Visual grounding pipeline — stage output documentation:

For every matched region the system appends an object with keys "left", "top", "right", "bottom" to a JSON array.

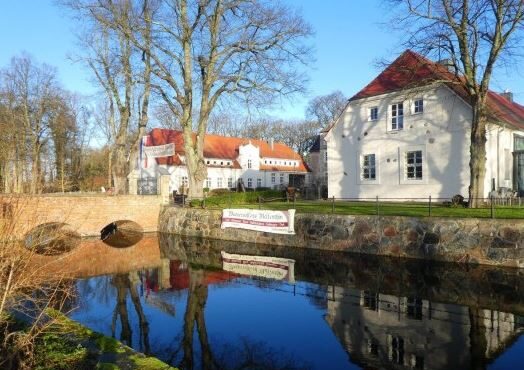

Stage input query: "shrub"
[{"left": 0, "top": 196, "right": 75, "bottom": 369}]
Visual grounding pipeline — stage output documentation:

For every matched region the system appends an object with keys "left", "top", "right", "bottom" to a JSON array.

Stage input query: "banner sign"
[
  {"left": 221, "top": 251, "right": 295, "bottom": 283},
  {"left": 143, "top": 143, "right": 175, "bottom": 158},
  {"left": 221, "top": 209, "right": 295, "bottom": 235}
]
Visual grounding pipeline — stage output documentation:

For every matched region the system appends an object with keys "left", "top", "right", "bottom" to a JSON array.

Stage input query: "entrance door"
[{"left": 513, "top": 151, "right": 524, "bottom": 196}]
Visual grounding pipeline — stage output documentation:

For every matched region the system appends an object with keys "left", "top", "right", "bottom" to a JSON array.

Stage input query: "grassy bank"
[
  {"left": 33, "top": 310, "right": 175, "bottom": 370},
  {"left": 191, "top": 191, "right": 524, "bottom": 219}
]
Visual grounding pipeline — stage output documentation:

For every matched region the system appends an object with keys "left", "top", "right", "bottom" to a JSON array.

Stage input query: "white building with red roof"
[
  {"left": 325, "top": 50, "right": 524, "bottom": 200},
  {"left": 137, "top": 128, "right": 309, "bottom": 194}
]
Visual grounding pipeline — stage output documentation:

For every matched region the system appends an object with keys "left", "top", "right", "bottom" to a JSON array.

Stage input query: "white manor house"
[
  {"left": 325, "top": 50, "right": 524, "bottom": 200},
  {"left": 136, "top": 128, "right": 310, "bottom": 194}
]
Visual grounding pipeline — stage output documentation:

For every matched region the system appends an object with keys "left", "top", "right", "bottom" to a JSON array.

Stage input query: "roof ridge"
[{"left": 336, "top": 49, "right": 524, "bottom": 131}]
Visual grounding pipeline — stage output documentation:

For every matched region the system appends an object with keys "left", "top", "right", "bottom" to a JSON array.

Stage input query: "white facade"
[
  {"left": 138, "top": 139, "right": 308, "bottom": 194},
  {"left": 325, "top": 85, "right": 524, "bottom": 199}
]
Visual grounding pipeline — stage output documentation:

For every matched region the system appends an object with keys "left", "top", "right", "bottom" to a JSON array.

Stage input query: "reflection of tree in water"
[
  {"left": 180, "top": 268, "right": 214, "bottom": 370},
  {"left": 177, "top": 267, "right": 311, "bottom": 370},
  {"left": 111, "top": 273, "right": 150, "bottom": 354},
  {"left": 214, "top": 338, "right": 313, "bottom": 370}
]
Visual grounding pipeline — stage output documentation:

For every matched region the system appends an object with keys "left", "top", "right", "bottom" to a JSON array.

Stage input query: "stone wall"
[
  {"left": 1, "top": 195, "right": 162, "bottom": 239},
  {"left": 159, "top": 207, "right": 524, "bottom": 268}
]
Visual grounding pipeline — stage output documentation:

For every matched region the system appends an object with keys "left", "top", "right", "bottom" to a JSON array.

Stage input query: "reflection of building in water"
[
  {"left": 145, "top": 259, "right": 238, "bottom": 292},
  {"left": 325, "top": 286, "right": 524, "bottom": 370}
]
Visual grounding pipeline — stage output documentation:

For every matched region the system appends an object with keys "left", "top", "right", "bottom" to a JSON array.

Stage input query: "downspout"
[{"left": 496, "top": 125, "right": 506, "bottom": 189}]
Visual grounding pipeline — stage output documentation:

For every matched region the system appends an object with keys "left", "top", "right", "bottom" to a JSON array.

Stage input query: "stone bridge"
[{"left": 1, "top": 195, "right": 163, "bottom": 239}]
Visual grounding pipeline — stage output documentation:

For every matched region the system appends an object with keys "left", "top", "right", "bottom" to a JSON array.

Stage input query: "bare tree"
[
  {"left": 0, "top": 55, "right": 59, "bottom": 194},
  {"left": 241, "top": 117, "right": 319, "bottom": 155},
  {"left": 390, "top": 0, "right": 524, "bottom": 207},
  {"left": 305, "top": 90, "right": 347, "bottom": 129},
  {"left": 64, "top": 0, "right": 152, "bottom": 194},
  {"left": 82, "top": 0, "right": 312, "bottom": 198}
]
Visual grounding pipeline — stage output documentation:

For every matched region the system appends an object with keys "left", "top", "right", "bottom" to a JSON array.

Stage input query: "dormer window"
[
  {"left": 414, "top": 99, "right": 423, "bottom": 114},
  {"left": 369, "top": 107, "right": 378, "bottom": 121},
  {"left": 391, "top": 103, "right": 404, "bottom": 130}
]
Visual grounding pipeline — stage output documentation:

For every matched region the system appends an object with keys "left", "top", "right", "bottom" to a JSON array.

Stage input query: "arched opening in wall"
[
  {"left": 24, "top": 222, "right": 81, "bottom": 256},
  {"left": 100, "top": 220, "right": 143, "bottom": 248}
]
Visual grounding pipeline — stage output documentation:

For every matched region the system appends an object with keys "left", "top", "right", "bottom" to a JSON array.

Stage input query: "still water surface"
[{"left": 63, "top": 233, "right": 524, "bottom": 370}]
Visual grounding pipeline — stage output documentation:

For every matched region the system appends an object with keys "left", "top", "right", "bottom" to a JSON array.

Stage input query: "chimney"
[
  {"left": 437, "top": 58, "right": 455, "bottom": 73},
  {"left": 501, "top": 89, "right": 514, "bottom": 102},
  {"left": 269, "top": 138, "right": 274, "bottom": 150}
]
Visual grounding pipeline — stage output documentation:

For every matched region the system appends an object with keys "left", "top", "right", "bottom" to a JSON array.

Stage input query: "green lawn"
[{"left": 192, "top": 192, "right": 524, "bottom": 219}]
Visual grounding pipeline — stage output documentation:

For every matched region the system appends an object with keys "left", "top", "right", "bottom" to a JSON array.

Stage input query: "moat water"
[{"left": 56, "top": 233, "right": 524, "bottom": 370}]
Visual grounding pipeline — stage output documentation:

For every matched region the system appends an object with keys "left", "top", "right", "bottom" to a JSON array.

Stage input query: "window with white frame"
[
  {"left": 227, "top": 177, "right": 233, "bottom": 188},
  {"left": 271, "top": 173, "right": 276, "bottom": 183},
  {"left": 413, "top": 99, "right": 424, "bottom": 114},
  {"left": 280, "top": 173, "right": 284, "bottom": 184},
  {"left": 406, "top": 150, "right": 423, "bottom": 180},
  {"left": 247, "top": 178, "right": 252, "bottom": 188},
  {"left": 361, "top": 154, "right": 376, "bottom": 180},
  {"left": 181, "top": 176, "right": 188, "bottom": 187},
  {"left": 217, "top": 178, "right": 223, "bottom": 188},
  {"left": 247, "top": 159, "right": 252, "bottom": 169},
  {"left": 257, "top": 178, "right": 262, "bottom": 188},
  {"left": 369, "top": 106, "right": 378, "bottom": 121},
  {"left": 205, "top": 177, "right": 212, "bottom": 188},
  {"left": 391, "top": 102, "right": 404, "bottom": 130}
]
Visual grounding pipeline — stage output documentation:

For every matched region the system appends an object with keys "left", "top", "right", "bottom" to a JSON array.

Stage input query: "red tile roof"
[
  {"left": 147, "top": 128, "right": 309, "bottom": 172},
  {"left": 348, "top": 50, "right": 524, "bottom": 130}
]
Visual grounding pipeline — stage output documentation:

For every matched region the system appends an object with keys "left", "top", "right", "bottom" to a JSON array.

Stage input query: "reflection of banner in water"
[
  {"left": 143, "top": 143, "right": 175, "bottom": 158},
  {"left": 221, "top": 251, "right": 295, "bottom": 283},
  {"left": 221, "top": 209, "right": 295, "bottom": 234}
]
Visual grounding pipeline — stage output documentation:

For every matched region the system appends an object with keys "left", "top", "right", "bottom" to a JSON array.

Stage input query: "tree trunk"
[
  {"left": 468, "top": 100, "right": 487, "bottom": 208},
  {"left": 30, "top": 144, "right": 40, "bottom": 194},
  {"left": 112, "top": 143, "right": 127, "bottom": 194},
  {"left": 183, "top": 129, "right": 207, "bottom": 199},
  {"left": 107, "top": 147, "right": 113, "bottom": 189}
]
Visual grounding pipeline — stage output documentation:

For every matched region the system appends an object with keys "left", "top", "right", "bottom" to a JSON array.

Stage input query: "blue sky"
[{"left": 1, "top": 0, "right": 523, "bottom": 120}]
